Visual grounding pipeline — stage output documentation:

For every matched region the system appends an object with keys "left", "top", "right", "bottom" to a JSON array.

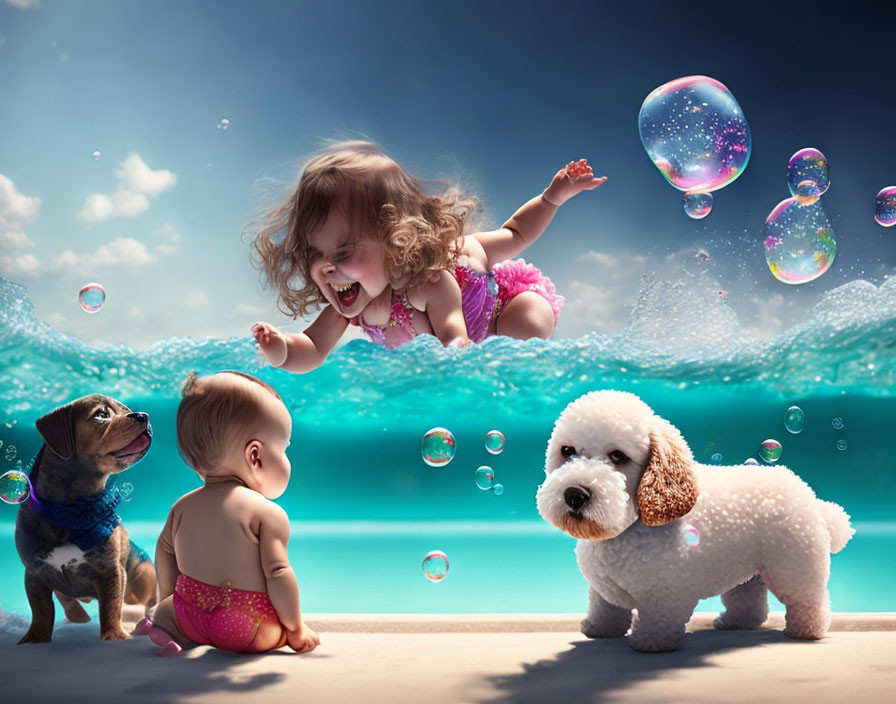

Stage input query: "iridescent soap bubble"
[
  {"left": 475, "top": 466, "right": 495, "bottom": 490},
  {"left": 91, "top": 150, "right": 101, "bottom": 161},
  {"left": 638, "top": 75, "right": 751, "bottom": 193},
  {"left": 492, "top": 483, "right": 504, "bottom": 496},
  {"left": 784, "top": 406, "right": 805, "bottom": 434},
  {"left": 78, "top": 283, "right": 106, "bottom": 313},
  {"left": 484, "top": 430, "right": 505, "bottom": 455},
  {"left": 710, "top": 453, "right": 722, "bottom": 465},
  {"left": 786, "top": 148, "right": 830, "bottom": 202},
  {"left": 421, "top": 428, "right": 455, "bottom": 467},
  {"left": 422, "top": 550, "right": 449, "bottom": 583},
  {"left": 744, "top": 458, "right": 759, "bottom": 465},
  {"left": 874, "top": 187, "right": 896, "bottom": 227},
  {"left": 759, "top": 439, "right": 782, "bottom": 463},
  {"left": 836, "top": 439, "right": 848, "bottom": 451},
  {"left": 832, "top": 417, "right": 844, "bottom": 430},
  {"left": 763, "top": 198, "right": 836, "bottom": 284},
  {"left": 217, "top": 118, "right": 230, "bottom": 130},
  {"left": 683, "top": 523, "right": 700, "bottom": 548},
  {"left": 0, "top": 470, "right": 31, "bottom": 504},
  {"left": 683, "top": 191, "right": 713, "bottom": 219}
]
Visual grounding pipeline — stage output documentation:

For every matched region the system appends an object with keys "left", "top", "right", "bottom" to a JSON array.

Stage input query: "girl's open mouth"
[{"left": 332, "top": 282, "right": 360, "bottom": 308}]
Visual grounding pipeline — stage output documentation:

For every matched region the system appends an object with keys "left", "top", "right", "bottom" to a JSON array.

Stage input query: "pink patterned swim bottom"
[
  {"left": 492, "top": 258, "right": 565, "bottom": 325},
  {"left": 173, "top": 573, "right": 283, "bottom": 653}
]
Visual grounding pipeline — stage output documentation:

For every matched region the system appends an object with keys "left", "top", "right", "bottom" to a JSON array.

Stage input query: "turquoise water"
[{"left": 1, "top": 274, "right": 895, "bottom": 616}]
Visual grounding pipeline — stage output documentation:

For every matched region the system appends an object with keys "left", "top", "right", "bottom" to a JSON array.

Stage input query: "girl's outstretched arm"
[
  {"left": 252, "top": 304, "right": 349, "bottom": 373},
  {"left": 474, "top": 159, "right": 606, "bottom": 267}
]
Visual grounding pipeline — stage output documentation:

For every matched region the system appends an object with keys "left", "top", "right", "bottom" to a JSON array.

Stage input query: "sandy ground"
[{"left": 1, "top": 608, "right": 894, "bottom": 704}]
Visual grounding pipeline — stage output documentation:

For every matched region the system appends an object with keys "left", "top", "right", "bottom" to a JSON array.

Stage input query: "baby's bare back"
[{"left": 171, "top": 484, "right": 278, "bottom": 592}]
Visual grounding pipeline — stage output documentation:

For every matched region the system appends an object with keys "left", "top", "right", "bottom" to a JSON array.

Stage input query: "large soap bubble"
[
  {"left": 786, "top": 148, "right": 830, "bottom": 203},
  {"left": 639, "top": 75, "right": 751, "bottom": 193},
  {"left": 763, "top": 198, "right": 836, "bottom": 284},
  {"left": 421, "top": 427, "right": 456, "bottom": 467},
  {"left": 874, "top": 186, "right": 896, "bottom": 227}
]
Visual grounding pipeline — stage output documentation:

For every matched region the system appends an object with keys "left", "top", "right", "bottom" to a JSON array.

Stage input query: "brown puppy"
[{"left": 15, "top": 394, "right": 158, "bottom": 643}]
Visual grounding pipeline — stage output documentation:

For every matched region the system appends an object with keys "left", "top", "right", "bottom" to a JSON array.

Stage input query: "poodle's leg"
[
  {"left": 581, "top": 587, "right": 632, "bottom": 638},
  {"left": 628, "top": 599, "right": 698, "bottom": 652},
  {"left": 763, "top": 549, "right": 832, "bottom": 640},
  {"left": 713, "top": 575, "right": 768, "bottom": 630}
]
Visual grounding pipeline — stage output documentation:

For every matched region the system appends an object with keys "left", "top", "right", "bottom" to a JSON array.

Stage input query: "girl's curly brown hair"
[{"left": 248, "top": 141, "right": 478, "bottom": 318}]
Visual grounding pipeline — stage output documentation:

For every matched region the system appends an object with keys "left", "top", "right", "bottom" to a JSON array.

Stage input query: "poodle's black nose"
[{"left": 564, "top": 486, "right": 591, "bottom": 512}]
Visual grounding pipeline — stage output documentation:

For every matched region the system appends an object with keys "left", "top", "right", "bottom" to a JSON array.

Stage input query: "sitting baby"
[{"left": 136, "top": 371, "right": 319, "bottom": 655}]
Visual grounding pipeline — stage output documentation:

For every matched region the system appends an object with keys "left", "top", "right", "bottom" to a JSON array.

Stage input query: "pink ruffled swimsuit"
[
  {"left": 173, "top": 573, "right": 283, "bottom": 653},
  {"left": 350, "top": 259, "right": 564, "bottom": 348}
]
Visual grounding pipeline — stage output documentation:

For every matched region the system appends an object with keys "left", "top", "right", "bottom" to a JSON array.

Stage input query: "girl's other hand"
[
  {"left": 286, "top": 622, "right": 320, "bottom": 653},
  {"left": 543, "top": 158, "right": 607, "bottom": 206},
  {"left": 251, "top": 322, "right": 288, "bottom": 368}
]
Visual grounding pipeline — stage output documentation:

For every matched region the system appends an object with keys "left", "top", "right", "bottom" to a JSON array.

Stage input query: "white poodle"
[{"left": 536, "top": 390, "right": 854, "bottom": 652}]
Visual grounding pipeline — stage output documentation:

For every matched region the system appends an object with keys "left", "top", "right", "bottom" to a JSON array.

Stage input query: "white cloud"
[
  {"left": 235, "top": 303, "right": 264, "bottom": 317},
  {"left": 157, "top": 244, "right": 177, "bottom": 255},
  {"left": 42, "top": 311, "right": 66, "bottom": 327},
  {"left": 0, "top": 172, "right": 41, "bottom": 228},
  {"left": 1, "top": 231, "right": 34, "bottom": 249},
  {"left": 5, "top": 0, "right": 41, "bottom": 9},
  {"left": 0, "top": 252, "right": 41, "bottom": 278},
  {"left": 77, "top": 153, "right": 176, "bottom": 222},
  {"left": 55, "top": 237, "right": 158, "bottom": 272},
  {"left": 185, "top": 288, "right": 209, "bottom": 309},
  {"left": 128, "top": 306, "right": 146, "bottom": 322},
  {"left": 155, "top": 222, "right": 181, "bottom": 243}
]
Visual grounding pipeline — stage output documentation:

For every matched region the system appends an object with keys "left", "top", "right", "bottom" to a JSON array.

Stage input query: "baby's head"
[
  {"left": 176, "top": 371, "right": 292, "bottom": 499},
  {"left": 251, "top": 140, "right": 476, "bottom": 319}
]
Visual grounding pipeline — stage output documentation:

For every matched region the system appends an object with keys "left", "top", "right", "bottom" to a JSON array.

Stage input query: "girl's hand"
[
  {"left": 286, "top": 622, "right": 320, "bottom": 653},
  {"left": 251, "top": 322, "right": 288, "bottom": 368},
  {"left": 542, "top": 158, "right": 607, "bottom": 207}
]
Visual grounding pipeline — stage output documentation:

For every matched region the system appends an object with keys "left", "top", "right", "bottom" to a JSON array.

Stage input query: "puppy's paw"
[
  {"left": 100, "top": 627, "right": 132, "bottom": 642},
  {"left": 580, "top": 617, "right": 628, "bottom": 639},
  {"left": 713, "top": 614, "right": 764, "bottom": 630},
  {"left": 627, "top": 631, "right": 680, "bottom": 652}
]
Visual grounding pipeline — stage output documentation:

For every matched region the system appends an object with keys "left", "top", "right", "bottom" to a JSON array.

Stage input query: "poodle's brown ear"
[
  {"left": 35, "top": 401, "right": 78, "bottom": 461},
  {"left": 637, "top": 419, "right": 697, "bottom": 526}
]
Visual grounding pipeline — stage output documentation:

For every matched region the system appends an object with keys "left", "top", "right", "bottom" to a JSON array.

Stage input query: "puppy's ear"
[
  {"left": 36, "top": 401, "right": 78, "bottom": 461},
  {"left": 637, "top": 419, "right": 697, "bottom": 526}
]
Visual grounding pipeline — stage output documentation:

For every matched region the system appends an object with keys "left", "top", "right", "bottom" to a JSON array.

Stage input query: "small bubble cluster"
[
  {"left": 4, "top": 444, "right": 16, "bottom": 461},
  {"left": 784, "top": 406, "right": 804, "bottom": 434},
  {"left": 421, "top": 428, "right": 456, "bottom": 467},
  {"left": 832, "top": 417, "right": 844, "bottom": 430},
  {"left": 759, "top": 439, "right": 782, "bottom": 463},
  {"left": 217, "top": 118, "right": 230, "bottom": 130},
  {"left": 710, "top": 453, "right": 723, "bottom": 465},
  {"left": 78, "top": 283, "right": 106, "bottom": 314},
  {"left": 91, "top": 150, "right": 102, "bottom": 161},
  {"left": 836, "top": 439, "right": 848, "bottom": 451},
  {"left": 422, "top": 550, "right": 449, "bottom": 583}
]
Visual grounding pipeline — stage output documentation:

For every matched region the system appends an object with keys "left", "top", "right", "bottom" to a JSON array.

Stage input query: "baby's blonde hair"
[{"left": 249, "top": 140, "right": 478, "bottom": 318}]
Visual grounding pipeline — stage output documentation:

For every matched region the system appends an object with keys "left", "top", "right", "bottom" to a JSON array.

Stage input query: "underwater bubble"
[
  {"left": 119, "top": 482, "right": 134, "bottom": 502},
  {"left": 91, "top": 150, "right": 101, "bottom": 161},
  {"left": 832, "top": 417, "right": 844, "bottom": 430},
  {"left": 683, "top": 191, "right": 713, "bottom": 219},
  {"left": 492, "top": 483, "right": 505, "bottom": 496},
  {"left": 784, "top": 406, "right": 805, "bottom": 434},
  {"left": 874, "top": 187, "right": 896, "bottom": 227},
  {"left": 217, "top": 118, "right": 230, "bottom": 130},
  {"left": 836, "top": 439, "right": 848, "bottom": 451},
  {"left": 710, "top": 453, "right": 722, "bottom": 465},
  {"left": 475, "top": 466, "right": 495, "bottom": 490},
  {"left": 759, "top": 439, "right": 782, "bottom": 463},
  {"left": 683, "top": 524, "right": 701, "bottom": 548},
  {"left": 484, "top": 430, "right": 505, "bottom": 455},
  {"left": 786, "top": 148, "right": 830, "bottom": 202},
  {"left": 4, "top": 444, "right": 16, "bottom": 461},
  {"left": 78, "top": 283, "right": 106, "bottom": 314},
  {"left": 744, "top": 458, "right": 759, "bottom": 465},
  {"left": 638, "top": 75, "right": 751, "bottom": 193},
  {"left": 0, "top": 470, "right": 31, "bottom": 504},
  {"left": 421, "top": 427, "right": 456, "bottom": 467},
  {"left": 422, "top": 550, "right": 449, "bottom": 583},
  {"left": 763, "top": 198, "right": 836, "bottom": 284},
  {"left": 0, "top": 440, "right": 3, "bottom": 449}
]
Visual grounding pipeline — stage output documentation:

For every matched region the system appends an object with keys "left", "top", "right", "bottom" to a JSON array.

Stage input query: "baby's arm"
[
  {"left": 474, "top": 159, "right": 607, "bottom": 267},
  {"left": 252, "top": 304, "right": 349, "bottom": 373},
  {"left": 155, "top": 507, "right": 180, "bottom": 602},
  {"left": 413, "top": 270, "right": 469, "bottom": 346}
]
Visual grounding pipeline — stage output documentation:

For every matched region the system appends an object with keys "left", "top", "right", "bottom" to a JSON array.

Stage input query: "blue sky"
[{"left": 1, "top": 0, "right": 894, "bottom": 347}]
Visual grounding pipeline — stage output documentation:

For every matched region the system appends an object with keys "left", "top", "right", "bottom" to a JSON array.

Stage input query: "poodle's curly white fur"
[{"left": 536, "top": 390, "right": 853, "bottom": 652}]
